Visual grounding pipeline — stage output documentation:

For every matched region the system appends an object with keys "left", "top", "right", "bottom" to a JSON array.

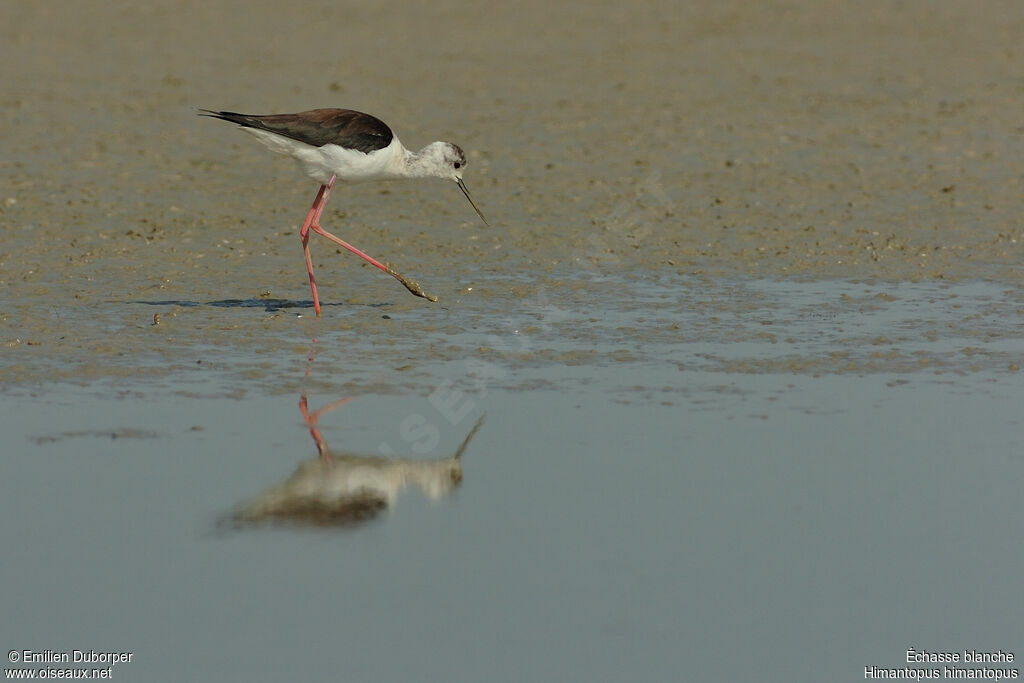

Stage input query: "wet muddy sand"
[{"left": 2, "top": 1, "right": 1023, "bottom": 387}]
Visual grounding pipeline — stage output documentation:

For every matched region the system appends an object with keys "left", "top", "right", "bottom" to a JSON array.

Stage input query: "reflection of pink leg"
[
  {"left": 299, "top": 393, "right": 353, "bottom": 465},
  {"left": 304, "top": 339, "right": 318, "bottom": 378}
]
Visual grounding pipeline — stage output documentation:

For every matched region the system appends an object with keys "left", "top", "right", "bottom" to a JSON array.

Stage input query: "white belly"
[{"left": 243, "top": 129, "right": 406, "bottom": 184}]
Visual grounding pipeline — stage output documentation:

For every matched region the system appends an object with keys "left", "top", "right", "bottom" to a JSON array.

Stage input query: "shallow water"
[{"left": 2, "top": 275, "right": 1021, "bottom": 682}]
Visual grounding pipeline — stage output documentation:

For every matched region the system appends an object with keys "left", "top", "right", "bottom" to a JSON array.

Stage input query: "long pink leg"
[
  {"left": 304, "top": 176, "right": 438, "bottom": 304},
  {"left": 300, "top": 179, "right": 333, "bottom": 316}
]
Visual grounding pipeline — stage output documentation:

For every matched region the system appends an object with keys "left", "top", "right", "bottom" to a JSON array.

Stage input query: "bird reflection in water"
[{"left": 227, "top": 394, "right": 485, "bottom": 529}]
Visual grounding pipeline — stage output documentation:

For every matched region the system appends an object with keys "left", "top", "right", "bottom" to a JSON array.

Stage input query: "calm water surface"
[{"left": 2, "top": 276, "right": 1021, "bottom": 682}]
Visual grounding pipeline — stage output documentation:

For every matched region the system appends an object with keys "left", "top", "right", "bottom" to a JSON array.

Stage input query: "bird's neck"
[{"left": 402, "top": 146, "right": 440, "bottom": 179}]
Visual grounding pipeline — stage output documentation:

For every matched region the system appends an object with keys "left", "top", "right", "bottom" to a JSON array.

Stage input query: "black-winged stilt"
[{"left": 200, "top": 108, "right": 488, "bottom": 314}]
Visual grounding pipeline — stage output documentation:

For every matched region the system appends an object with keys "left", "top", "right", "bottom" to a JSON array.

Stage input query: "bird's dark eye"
[{"left": 453, "top": 162, "right": 462, "bottom": 169}]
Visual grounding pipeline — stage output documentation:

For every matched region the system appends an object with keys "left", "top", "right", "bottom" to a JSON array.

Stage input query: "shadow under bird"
[{"left": 200, "top": 108, "right": 489, "bottom": 314}]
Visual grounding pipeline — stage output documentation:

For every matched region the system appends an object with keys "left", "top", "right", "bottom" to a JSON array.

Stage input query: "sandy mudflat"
[{"left": 1, "top": 0, "right": 1023, "bottom": 384}]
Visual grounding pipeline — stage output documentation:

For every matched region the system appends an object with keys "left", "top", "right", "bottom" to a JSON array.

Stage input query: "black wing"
[{"left": 200, "top": 108, "right": 394, "bottom": 153}]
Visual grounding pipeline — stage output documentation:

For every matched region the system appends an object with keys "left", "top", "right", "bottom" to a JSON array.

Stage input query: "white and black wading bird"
[{"left": 201, "top": 108, "right": 488, "bottom": 314}]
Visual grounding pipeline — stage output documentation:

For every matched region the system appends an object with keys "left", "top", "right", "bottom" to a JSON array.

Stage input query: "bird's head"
[
  {"left": 420, "top": 141, "right": 468, "bottom": 180},
  {"left": 420, "top": 142, "right": 489, "bottom": 226}
]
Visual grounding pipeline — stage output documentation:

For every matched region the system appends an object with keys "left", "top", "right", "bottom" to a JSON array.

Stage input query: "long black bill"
[{"left": 457, "top": 178, "right": 489, "bottom": 226}]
